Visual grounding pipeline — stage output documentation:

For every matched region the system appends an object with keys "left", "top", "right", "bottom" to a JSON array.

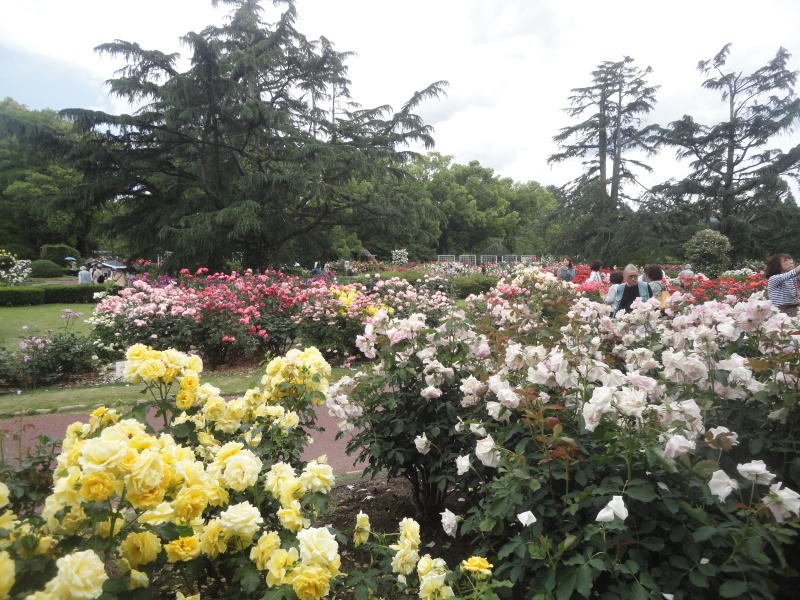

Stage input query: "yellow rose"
[
  {"left": 250, "top": 530, "right": 281, "bottom": 570},
  {"left": 164, "top": 535, "right": 201, "bottom": 562},
  {"left": 419, "top": 572, "right": 453, "bottom": 600},
  {"left": 417, "top": 554, "right": 447, "bottom": 579},
  {"left": 126, "top": 484, "right": 167, "bottom": 510},
  {"left": 137, "top": 358, "right": 167, "bottom": 382},
  {"left": 123, "top": 362, "right": 141, "bottom": 383},
  {"left": 203, "top": 397, "right": 227, "bottom": 421},
  {"left": 277, "top": 476, "right": 305, "bottom": 507},
  {"left": 461, "top": 556, "right": 492, "bottom": 579},
  {"left": 180, "top": 373, "right": 200, "bottom": 392},
  {"left": 125, "top": 449, "right": 164, "bottom": 496},
  {"left": 219, "top": 501, "right": 263, "bottom": 543},
  {"left": 264, "top": 462, "right": 297, "bottom": 498},
  {"left": 176, "top": 389, "right": 196, "bottom": 410},
  {"left": 300, "top": 460, "right": 335, "bottom": 494},
  {"left": 291, "top": 564, "right": 332, "bottom": 600},
  {"left": 277, "top": 500, "right": 308, "bottom": 533},
  {"left": 297, "top": 526, "right": 339, "bottom": 567},
  {"left": 162, "top": 367, "right": 179, "bottom": 384},
  {"left": 172, "top": 486, "right": 209, "bottom": 521},
  {"left": 125, "top": 344, "right": 150, "bottom": 362},
  {"left": 118, "top": 531, "right": 161, "bottom": 568},
  {"left": 0, "top": 550, "right": 14, "bottom": 600},
  {"left": 94, "top": 518, "right": 123, "bottom": 539},
  {"left": 79, "top": 438, "right": 128, "bottom": 474},
  {"left": 128, "top": 569, "right": 149, "bottom": 590},
  {"left": 138, "top": 502, "right": 175, "bottom": 526},
  {"left": 46, "top": 550, "right": 108, "bottom": 600},
  {"left": 397, "top": 518, "right": 421, "bottom": 548},
  {"left": 390, "top": 542, "right": 419, "bottom": 575},
  {"left": 353, "top": 511, "right": 370, "bottom": 547},
  {"left": 199, "top": 518, "right": 228, "bottom": 558},
  {"left": 161, "top": 349, "right": 188, "bottom": 370},
  {"left": 186, "top": 355, "right": 203, "bottom": 373},
  {"left": 221, "top": 451, "right": 263, "bottom": 492},
  {"left": 78, "top": 471, "right": 117, "bottom": 502},
  {"left": 265, "top": 547, "right": 298, "bottom": 587},
  {"left": 52, "top": 505, "right": 87, "bottom": 536}
]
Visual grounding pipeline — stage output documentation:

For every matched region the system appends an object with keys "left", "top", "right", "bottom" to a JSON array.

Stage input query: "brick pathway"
[{"left": 0, "top": 404, "right": 364, "bottom": 475}]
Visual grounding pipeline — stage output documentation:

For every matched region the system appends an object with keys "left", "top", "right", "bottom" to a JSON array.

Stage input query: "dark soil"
[{"left": 318, "top": 474, "right": 479, "bottom": 597}]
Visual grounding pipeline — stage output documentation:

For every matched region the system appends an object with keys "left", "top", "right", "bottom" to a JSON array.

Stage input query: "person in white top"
[{"left": 588, "top": 260, "right": 603, "bottom": 283}]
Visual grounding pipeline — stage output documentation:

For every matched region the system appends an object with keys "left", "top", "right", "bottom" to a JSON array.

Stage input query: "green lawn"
[
  {"left": 0, "top": 303, "right": 96, "bottom": 349},
  {"left": 0, "top": 369, "right": 263, "bottom": 415}
]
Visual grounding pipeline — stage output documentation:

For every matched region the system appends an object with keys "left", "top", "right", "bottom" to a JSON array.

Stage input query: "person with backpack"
[{"left": 611, "top": 264, "right": 651, "bottom": 317}]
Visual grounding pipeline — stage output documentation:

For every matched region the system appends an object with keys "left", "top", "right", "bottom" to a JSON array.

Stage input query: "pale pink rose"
[
  {"left": 663, "top": 434, "right": 695, "bottom": 459},
  {"left": 737, "top": 460, "right": 775, "bottom": 485},
  {"left": 414, "top": 434, "right": 431, "bottom": 455},
  {"left": 421, "top": 386, "right": 442, "bottom": 399},
  {"left": 708, "top": 470, "right": 738, "bottom": 502},
  {"left": 763, "top": 482, "right": 800, "bottom": 522}
]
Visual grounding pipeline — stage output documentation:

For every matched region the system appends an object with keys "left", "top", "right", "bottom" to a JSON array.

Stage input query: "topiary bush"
[
  {"left": 683, "top": 229, "right": 732, "bottom": 279},
  {"left": 39, "top": 244, "right": 80, "bottom": 265},
  {"left": 29, "top": 259, "right": 65, "bottom": 279}
]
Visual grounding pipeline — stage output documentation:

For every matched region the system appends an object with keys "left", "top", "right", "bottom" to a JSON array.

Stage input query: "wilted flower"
[
  {"left": 440, "top": 509, "right": 458, "bottom": 537},
  {"left": 517, "top": 511, "right": 537, "bottom": 526},
  {"left": 415, "top": 433, "right": 432, "bottom": 455}
]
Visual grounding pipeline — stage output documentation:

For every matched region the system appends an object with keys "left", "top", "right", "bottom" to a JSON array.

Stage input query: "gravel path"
[{"left": 0, "top": 404, "right": 365, "bottom": 475}]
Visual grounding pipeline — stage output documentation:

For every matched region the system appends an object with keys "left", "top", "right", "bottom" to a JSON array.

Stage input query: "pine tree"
[{"left": 63, "top": 0, "right": 446, "bottom": 270}]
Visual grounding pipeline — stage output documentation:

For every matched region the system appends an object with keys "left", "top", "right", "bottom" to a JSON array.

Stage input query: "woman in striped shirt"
[{"left": 765, "top": 253, "right": 800, "bottom": 316}]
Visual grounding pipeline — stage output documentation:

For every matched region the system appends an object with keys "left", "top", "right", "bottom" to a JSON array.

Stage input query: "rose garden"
[{"left": 0, "top": 258, "right": 798, "bottom": 600}]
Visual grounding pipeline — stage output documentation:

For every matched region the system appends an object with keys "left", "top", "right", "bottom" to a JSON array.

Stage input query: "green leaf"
[
  {"left": 689, "top": 569, "right": 708, "bottom": 587},
  {"left": 575, "top": 565, "right": 593, "bottom": 598},
  {"left": 640, "top": 537, "right": 665, "bottom": 551},
  {"left": 692, "top": 526, "right": 715, "bottom": 542},
  {"left": 625, "top": 486, "right": 657, "bottom": 502},
  {"left": 235, "top": 566, "right": 262, "bottom": 594},
  {"left": 556, "top": 569, "right": 577, "bottom": 600},
  {"left": 692, "top": 460, "right": 720, "bottom": 478},
  {"left": 719, "top": 580, "right": 748, "bottom": 598}
]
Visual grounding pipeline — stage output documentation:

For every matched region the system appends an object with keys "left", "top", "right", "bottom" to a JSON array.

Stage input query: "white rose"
[
  {"left": 46, "top": 550, "right": 108, "bottom": 600},
  {"left": 596, "top": 495, "right": 628, "bottom": 522},
  {"left": 455, "top": 455, "right": 470, "bottom": 476},
  {"left": 517, "top": 511, "right": 537, "bottom": 526},
  {"left": 220, "top": 501, "right": 264, "bottom": 541},
  {"left": 708, "top": 470, "right": 738, "bottom": 502},
  {"left": 475, "top": 435, "right": 501, "bottom": 468},
  {"left": 414, "top": 434, "right": 431, "bottom": 455}
]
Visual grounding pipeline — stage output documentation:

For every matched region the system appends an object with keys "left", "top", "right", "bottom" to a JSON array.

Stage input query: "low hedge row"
[{"left": 0, "top": 284, "right": 111, "bottom": 306}]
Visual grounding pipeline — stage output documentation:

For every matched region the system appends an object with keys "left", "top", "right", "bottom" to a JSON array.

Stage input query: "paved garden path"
[{"left": 0, "top": 405, "right": 365, "bottom": 476}]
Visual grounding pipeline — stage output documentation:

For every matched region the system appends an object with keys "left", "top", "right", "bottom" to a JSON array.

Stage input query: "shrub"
[
  {"left": 0, "top": 286, "right": 44, "bottom": 306},
  {"left": 41, "top": 284, "right": 106, "bottom": 304},
  {"left": 39, "top": 243, "right": 80, "bottom": 265},
  {"left": 0, "top": 332, "right": 100, "bottom": 387},
  {"left": 684, "top": 229, "right": 732, "bottom": 279},
  {"left": 450, "top": 273, "right": 499, "bottom": 298},
  {"left": 29, "top": 259, "right": 64, "bottom": 278}
]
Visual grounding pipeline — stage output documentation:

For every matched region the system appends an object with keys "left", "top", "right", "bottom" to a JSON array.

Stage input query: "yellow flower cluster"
[
  {"left": 418, "top": 554, "right": 453, "bottom": 600},
  {"left": 264, "top": 457, "right": 335, "bottom": 533},
  {"left": 123, "top": 344, "right": 204, "bottom": 385},
  {"left": 254, "top": 525, "right": 341, "bottom": 600},
  {"left": 261, "top": 347, "right": 331, "bottom": 402},
  {"left": 389, "top": 517, "right": 421, "bottom": 575}
]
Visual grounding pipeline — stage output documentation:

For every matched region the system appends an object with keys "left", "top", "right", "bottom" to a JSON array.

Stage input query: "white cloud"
[{"left": 2, "top": 0, "right": 800, "bottom": 190}]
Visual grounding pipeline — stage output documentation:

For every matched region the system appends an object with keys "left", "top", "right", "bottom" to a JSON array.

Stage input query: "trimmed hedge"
[
  {"left": 0, "top": 287, "right": 45, "bottom": 306},
  {"left": 42, "top": 285, "right": 109, "bottom": 303},
  {"left": 0, "top": 285, "right": 110, "bottom": 306},
  {"left": 450, "top": 273, "right": 499, "bottom": 298},
  {"left": 30, "top": 260, "right": 65, "bottom": 278}
]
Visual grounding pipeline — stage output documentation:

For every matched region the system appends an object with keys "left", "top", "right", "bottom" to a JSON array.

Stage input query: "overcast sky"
[{"left": 3, "top": 0, "right": 800, "bottom": 192}]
